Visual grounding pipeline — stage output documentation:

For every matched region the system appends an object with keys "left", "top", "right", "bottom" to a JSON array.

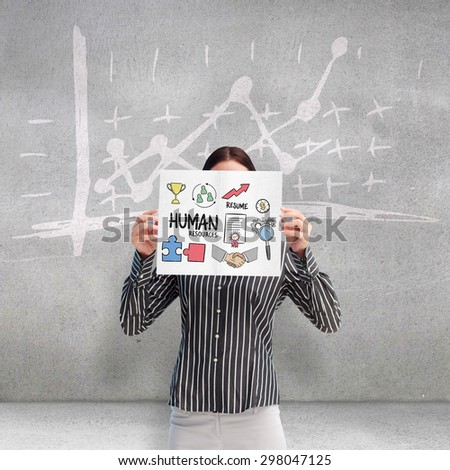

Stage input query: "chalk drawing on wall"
[
  {"left": 368, "top": 137, "right": 392, "bottom": 158},
  {"left": 362, "top": 171, "right": 386, "bottom": 192},
  {"left": 12, "top": 27, "right": 439, "bottom": 257},
  {"left": 153, "top": 104, "right": 181, "bottom": 123},
  {"left": 20, "top": 152, "right": 48, "bottom": 157},
  {"left": 367, "top": 98, "right": 393, "bottom": 118},
  {"left": 203, "top": 106, "right": 234, "bottom": 129},
  {"left": 417, "top": 59, "right": 423, "bottom": 79},
  {"left": 293, "top": 138, "right": 332, "bottom": 161},
  {"left": 197, "top": 142, "right": 211, "bottom": 159},
  {"left": 20, "top": 192, "right": 52, "bottom": 198},
  {"left": 293, "top": 173, "right": 324, "bottom": 200},
  {"left": 250, "top": 103, "right": 281, "bottom": 121},
  {"left": 152, "top": 48, "right": 158, "bottom": 83},
  {"left": 109, "top": 51, "right": 113, "bottom": 83},
  {"left": 326, "top": 177, "right": 350, "bottom": 199},
  {"left": 28, "top": 119, "right": 54, "bottom": 124},
  {"left": 327, "top": 139, "right": 360, "bottom": 161},
  {"left": 322, "top": 102, "right": 351, "bottom": 127},
  {"left": 280, "top": 200, "right": 437, "bottom": 223},
  {"left": 104, "top": 106, "right": 132, "bottom": 131}
]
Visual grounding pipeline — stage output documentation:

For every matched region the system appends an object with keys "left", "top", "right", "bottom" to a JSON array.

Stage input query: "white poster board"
[{"left": 156, "top": 169, "right": 283, "bottom": 276}]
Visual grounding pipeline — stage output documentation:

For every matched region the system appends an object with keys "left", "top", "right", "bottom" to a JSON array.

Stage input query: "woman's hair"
[{"left": 202, "top": 146, "right": 256, "bottom": 171}]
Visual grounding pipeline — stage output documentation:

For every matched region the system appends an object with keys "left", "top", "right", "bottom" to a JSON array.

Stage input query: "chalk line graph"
[{"left": 12, "top": 26, "right": 439, "bottom": 257}]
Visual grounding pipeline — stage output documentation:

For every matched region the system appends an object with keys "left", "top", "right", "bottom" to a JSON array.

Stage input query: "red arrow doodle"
[{"left": 222, "top": 183, "right": 250, "bottom": 199}]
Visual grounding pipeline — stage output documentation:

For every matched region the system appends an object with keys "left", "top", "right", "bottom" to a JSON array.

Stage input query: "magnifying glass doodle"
[{"left": 251, "top": 218, "right": 276, "bottom": 260}]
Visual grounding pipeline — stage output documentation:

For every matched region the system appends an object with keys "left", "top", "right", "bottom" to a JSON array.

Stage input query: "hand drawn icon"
[
  {"left": 167, "top": 182, "right": 186, "bottom": 204},
  {"left": 224, "top": 213, "right": 246, "bottom": 245},
  {"left": 225, "top": 252, "right": 246, "bottom": 268},
  {"left": 255, "top": 198, "right": 270, "bottom": 213},
  {"left": 251, "top": 217, "right": 277, "bottom": 260},
  {"left": 192, "top": 183, "right": 217, "bottom": 208},
  {"left": 230, "top": 231, "right": 240, "bottom": 247},
  {"left": 222, "top": 183, "right": 250, "bottom": 199},
  {"left": 183, "top": 243, "right": 206, "bottom": 262},
  {"left": 211, "top": 245, "right": 258, "bottom": 268},
  {"left": 161, "top": 235, "right": 183, "bottom": 262}
]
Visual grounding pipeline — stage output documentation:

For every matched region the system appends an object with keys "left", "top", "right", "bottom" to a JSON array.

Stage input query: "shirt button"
[
  {"left": 213, "top": 357, "right": 218, "bottom": 363},
  {"left": 217, "top": 285, "right": 222, "bottom": 290},
  {"left": 215, "top": 334, "right": 219, "bottom": 339},
  {"left": 140, "top": 274, "right": 144, "bottom": 279},
  {"left": 216, "top": 309, "right": 221, "bottom": 313}
]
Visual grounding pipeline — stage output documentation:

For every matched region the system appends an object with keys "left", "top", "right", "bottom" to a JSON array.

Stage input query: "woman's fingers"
[
  {"left": 135, "top": 212, "right": 158, "bottom": 225},
  {"left": 132, "top": 211, "right": 160, "bottom": 245},
  {"left": 280, "top": 206, "right": 307, "bottom": 221},
  {"left": 279, "top": 208, "right": 312, "bottom": 242},
  {"left": 130, "top": 210, "right": 160, "bottom": 256},
  {"left": 281, "top": 218, "right": 305, "bottom": 231}
]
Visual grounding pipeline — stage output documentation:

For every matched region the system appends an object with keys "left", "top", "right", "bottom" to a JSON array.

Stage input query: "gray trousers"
[{"left": 168, "top": 404, "right": 287, "bottom": 450}]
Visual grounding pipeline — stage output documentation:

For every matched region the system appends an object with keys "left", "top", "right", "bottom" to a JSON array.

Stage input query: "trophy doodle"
[{"left": 167, "top": 182, "right": 186, "bottom": 204}]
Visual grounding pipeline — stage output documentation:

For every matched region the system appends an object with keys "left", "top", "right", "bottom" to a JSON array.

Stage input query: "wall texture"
[{"left": 1, "top": 0, "right": 449, "bottom": 401}]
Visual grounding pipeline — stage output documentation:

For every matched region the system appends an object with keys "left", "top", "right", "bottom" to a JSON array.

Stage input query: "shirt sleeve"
[
  {"left": 119, "top": 249, "right": 179, "bottom": 336},
  {"left": 211, "top": 244, "right": 227, "bottom": 262},
  {"left": 279, "top": 243, "right": 342, "bottom": 333},
  {"left": 242, "top": 247, "right": 258, "bottom": 263}
]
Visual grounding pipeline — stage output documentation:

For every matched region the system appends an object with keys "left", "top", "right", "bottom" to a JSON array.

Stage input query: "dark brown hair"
[{"left": 202, "top": 146, "right": 256, "bottom": 171}]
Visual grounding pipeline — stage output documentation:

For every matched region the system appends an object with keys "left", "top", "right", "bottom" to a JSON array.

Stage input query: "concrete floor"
[{"left": 0, "top": 401, "right": 449, "bottom": 449}]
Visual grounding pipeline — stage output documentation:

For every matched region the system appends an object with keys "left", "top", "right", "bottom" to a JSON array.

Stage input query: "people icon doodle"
[
  {"left": 192, "top": 182, "right": 217, "bottom": 208},
  {"left": 196, "top": 188, "right": 214, "bottom": 204}
]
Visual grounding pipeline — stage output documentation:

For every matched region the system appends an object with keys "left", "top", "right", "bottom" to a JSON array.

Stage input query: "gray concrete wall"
[{"left": 1, "top": 0, "right": 449, "bottom": 401}]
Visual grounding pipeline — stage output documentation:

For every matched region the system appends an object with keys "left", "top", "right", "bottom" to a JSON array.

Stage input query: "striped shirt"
[{"left": 119, "top": 241, "right": 341, "bottom": 413}]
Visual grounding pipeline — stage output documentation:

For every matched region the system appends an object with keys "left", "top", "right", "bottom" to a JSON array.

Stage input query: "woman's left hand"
[{"left": 279, "top": 206, "right": 311, "bottom": 259}]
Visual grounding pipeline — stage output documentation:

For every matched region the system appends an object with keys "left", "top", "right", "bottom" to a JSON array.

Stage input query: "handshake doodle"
[
  {"left": 224, "top": 252, "right": 247, "bottom": 268},
  {"left": 212, "top": 244, "right": 258, "bottom": 268}
]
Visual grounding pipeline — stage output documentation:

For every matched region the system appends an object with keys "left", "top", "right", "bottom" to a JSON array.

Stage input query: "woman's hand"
[
  {"left": 131, "top": 209, "right": 159, "bottom": 260},
  {"left": 279, "top": 206, "right": 311, "bottom": 259}
]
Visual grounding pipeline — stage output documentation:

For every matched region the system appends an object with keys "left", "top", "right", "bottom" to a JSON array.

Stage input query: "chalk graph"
[{"left": 13, "top": 26, "right": 439, "bottom": 257}]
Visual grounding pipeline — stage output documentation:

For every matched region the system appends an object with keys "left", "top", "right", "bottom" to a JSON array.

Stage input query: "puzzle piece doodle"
[
  {"left": 183, "top": 243, "right": 206, "bottom": 262},
  {"left": 161, "top": 235, "right": 183, "bottom": 262}
]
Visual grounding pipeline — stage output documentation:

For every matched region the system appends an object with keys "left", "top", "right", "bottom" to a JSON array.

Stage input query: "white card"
[{"left": 156, "top": 169, "right": 283, "bottom": 276}]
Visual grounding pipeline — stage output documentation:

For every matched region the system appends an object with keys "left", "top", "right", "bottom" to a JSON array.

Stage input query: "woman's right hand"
[{"left": 131, "top": 209, "right": 159, "bottom": 260}]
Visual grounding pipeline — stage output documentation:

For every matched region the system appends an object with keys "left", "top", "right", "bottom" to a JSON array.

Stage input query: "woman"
[{"left": 119, "top": 146, "right": 341, "bottom": 450}]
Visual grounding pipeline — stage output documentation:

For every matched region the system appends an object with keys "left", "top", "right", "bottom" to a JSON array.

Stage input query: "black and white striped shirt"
[{"left": 119, "top": 241, "right": 341, "bottom": 413}]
